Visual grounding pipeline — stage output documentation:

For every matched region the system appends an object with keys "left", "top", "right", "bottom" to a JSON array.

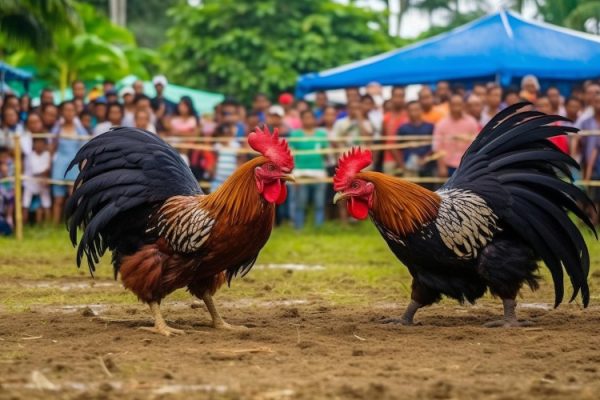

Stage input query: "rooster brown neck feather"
[
  {"left": 358, "top": 171, "right": 441, "bottom": 237},
  {"left": 202, "top": 156, "right": 270, "bottom": 223}
]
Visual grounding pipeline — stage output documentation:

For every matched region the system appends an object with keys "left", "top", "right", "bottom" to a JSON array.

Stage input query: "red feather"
[
  {"left": 248, "top": 126, "right": 294, "bottom": 172},
  {"left": 334, "top": 147, "right": 372, "bottom": 191}
]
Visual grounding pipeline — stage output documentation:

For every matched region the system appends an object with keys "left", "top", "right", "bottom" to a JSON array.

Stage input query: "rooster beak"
[
  {"left": 281, "top": 174, "right": 295, "bottom": 182},
  {"left": 333, "top": 192, "right": 346, "bottom": 204}
]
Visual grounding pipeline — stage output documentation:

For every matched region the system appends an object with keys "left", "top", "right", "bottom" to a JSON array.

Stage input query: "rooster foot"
[
  {"left": 213, "top": 321, "right": 249, "bottom": 331},
  {"left": 380, "top": 318, "right": 420, "bottom": 326},
  {"left": 483, "top": 319, "right": 534, "bottom": 328},
  {"left": 138, "top": 325, "right": 186, "bottom": 337}
]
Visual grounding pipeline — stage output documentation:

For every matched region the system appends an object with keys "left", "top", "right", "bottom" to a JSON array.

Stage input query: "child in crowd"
[
  {"left": 0, "top": 146, "right": 14, "bottom": 234},
  {"left": 23, "top": 138, "right": 52, "bottom": 224}
]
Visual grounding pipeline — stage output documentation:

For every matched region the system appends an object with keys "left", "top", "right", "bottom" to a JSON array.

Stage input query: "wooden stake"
[{"left": 13, "top": 134, "right": 22, "bottom": 241}]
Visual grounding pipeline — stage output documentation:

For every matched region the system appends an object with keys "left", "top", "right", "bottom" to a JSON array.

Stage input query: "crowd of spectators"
[{"left": 1, "top": 74, "right": 600, "bottom": 234}]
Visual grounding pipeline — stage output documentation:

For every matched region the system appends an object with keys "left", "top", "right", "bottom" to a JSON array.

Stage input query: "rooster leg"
[
  {"left": 202, "top": 292, "right": 248, "bottom": 330},
  {"left": 381, "top": 300, "right": 422, "bottom": 326},
  {"left": 484, "top": 299, "right": 534, "bottom": 328},
  {"left": 138, "top": 302, "right": 185, "bottom": 336}
]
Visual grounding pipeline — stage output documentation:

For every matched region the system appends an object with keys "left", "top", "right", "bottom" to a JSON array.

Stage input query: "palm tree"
[
  {"left": 6, "top": 3, "right": 157, "bottom": 97},
  {"left": 0, "top": 0, "right": 80, "bottom": 50}
]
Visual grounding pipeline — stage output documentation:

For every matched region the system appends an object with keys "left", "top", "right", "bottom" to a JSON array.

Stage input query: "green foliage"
[
  {"left": 6, "top": 2, "right": 158, "bottom": 97},
  {"left": 164, "top": 0, "right": 404, "bottom": 103},
  {"left": 85, "top": 0, "right": 178, "bottom": 49},
  {"left": 0, "top": 0, "right": 80, "bottom": 51}
]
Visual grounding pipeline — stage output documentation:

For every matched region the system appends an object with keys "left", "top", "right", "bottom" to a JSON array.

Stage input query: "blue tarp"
[
  {"left": 296, "top": 10, "right": 600, "bottom": 97},
  {"left": 0, "top": 62, "right": 33, "bottom": 82}
]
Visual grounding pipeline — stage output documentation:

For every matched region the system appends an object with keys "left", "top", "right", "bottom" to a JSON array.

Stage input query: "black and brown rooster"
[
  {"left": 333, "top": 103, "right": 596, "bottom": 327},
  {"left": 66, "top": 126, "right": 294, "bottom": 335}
]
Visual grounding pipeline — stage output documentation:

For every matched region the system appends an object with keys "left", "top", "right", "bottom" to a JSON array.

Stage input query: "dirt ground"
[{"left": 2, "top": 285, "right": 600, "bottom": 400}]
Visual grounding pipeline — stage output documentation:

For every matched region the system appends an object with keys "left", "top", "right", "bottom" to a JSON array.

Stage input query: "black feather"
[
  {"left": 444, "top": 105, "right": 595, "bottom": 307},
  {"left": 65, "top": 127, "right": 202, "bottom": 274}
]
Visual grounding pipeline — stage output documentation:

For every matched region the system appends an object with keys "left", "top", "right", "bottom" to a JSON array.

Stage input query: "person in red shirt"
[
  {"left": 381, "top": 86, "right": 408, "bottom": 172},
  {"left": 536, "top": 97, "right": 569, "bottom": 154}
]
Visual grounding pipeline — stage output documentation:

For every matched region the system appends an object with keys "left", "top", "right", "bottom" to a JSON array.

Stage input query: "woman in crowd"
[
  {"left": 51, "top": 101, "right": 88, "bottom": 224},
  {"left": 168, "top": 96, "right": 200, "bottom": 137}
]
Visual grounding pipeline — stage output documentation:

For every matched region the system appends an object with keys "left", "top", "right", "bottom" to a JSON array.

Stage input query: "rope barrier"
[{"left": 12, "top": 129, "right": 600, "bottom": 143}]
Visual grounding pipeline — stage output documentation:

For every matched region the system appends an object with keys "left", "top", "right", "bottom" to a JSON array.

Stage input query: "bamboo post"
[{"left": 13, "top": 134, "right": 23, "bottom": 240}]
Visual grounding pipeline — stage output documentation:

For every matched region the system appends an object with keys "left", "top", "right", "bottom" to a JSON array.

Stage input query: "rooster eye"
[
  {"left": 267, "top": 164, "right": 275, "bottom": 171},
  {"left": 351, "top": 181, "right": 359, "bottom": 189}
]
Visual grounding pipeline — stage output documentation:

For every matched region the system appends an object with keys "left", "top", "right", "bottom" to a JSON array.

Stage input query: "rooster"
[
  {"left": 65, "top": 126, "right": 294, "bottom": 336},
  {"left": 333, "top": 103, "right": 595, "bottom": 327}
]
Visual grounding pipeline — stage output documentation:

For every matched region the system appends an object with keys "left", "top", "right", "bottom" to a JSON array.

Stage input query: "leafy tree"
[
  {"left": 7, "top": 3, "right": 158, "bottom": 97},
  {"left": 0, "top": 0, "right": 80, "bottom": 50},
  {"left": 164, "top": 0, "right": 404, "bottom": 103}
]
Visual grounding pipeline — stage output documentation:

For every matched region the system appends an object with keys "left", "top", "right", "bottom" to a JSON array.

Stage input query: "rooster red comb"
[
  {"left": 334, "top": 147, "right": 373, "bottom": 191},
  {"left": 248, "top": 125, "right": 294, "bottom": 171}
]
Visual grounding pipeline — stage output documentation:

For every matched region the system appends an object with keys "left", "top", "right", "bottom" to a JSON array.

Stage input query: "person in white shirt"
[
  {"left": 93, "top": 102, "right": 124, "bottom": 136},
  {"left": 23, "top": 138, "right": 52, "bottom": 224},
  {"left": 120, "top": 87, "right": 136, "bottom": 127},
  {"left": 134, "top": 109, "right": 156, "bottom": 134}
]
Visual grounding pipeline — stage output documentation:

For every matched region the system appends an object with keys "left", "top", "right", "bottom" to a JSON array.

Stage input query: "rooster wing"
[{"left": 65, "top": 128, "right": 202, "bottom": 273}]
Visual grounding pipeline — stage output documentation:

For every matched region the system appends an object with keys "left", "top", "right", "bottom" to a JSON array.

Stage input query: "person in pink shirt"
[
  {"left": 433, "top": 94, "right": 480, "bottom": 177},
  {"left": 279, "top": 93, "right": 301, "bottom": 130}
]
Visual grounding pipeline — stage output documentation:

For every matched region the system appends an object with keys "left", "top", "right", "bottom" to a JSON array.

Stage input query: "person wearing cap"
[
  {"left": 120, "top": 87, "right": 136, "bottom": 127},
  {"left": 151, "top": 75, "right": 177, "bottom": 119},
  {"left": 279, "top": 92, "right": 301, "bottom": 130},
  {"left": 266, "top": 105, "right": 290, "bottom": 136}
]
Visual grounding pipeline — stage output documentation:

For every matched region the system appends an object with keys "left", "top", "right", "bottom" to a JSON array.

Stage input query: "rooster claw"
[
  {"left": 213, "top": 321, "right": 249, "bottom": 331},
  {"left": 138, "top": 325, "right": 186, "bottom": 337},
  {"left": 483, "top": 319, "right": 534, "bottom": 328},
  {"left": 380, "top": 318, "right": 420, "bottom": 326}
]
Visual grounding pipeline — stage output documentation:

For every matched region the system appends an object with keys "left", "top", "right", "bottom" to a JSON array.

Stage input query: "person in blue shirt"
[{"left": 396, "top": 101, "right": 435, "bottom": 183}]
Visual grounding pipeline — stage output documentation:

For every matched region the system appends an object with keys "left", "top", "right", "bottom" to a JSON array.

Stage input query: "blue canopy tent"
[
  {"left": 296, "top": 10, "right": 600, "bottom": 97},
  {"left": 0, "top": 62, "right": 33, "bottom": 96}
]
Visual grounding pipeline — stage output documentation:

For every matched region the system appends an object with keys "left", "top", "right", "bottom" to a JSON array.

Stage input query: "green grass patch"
[{"left": 1, "top": 222, "right": 599, "bottom": 312}]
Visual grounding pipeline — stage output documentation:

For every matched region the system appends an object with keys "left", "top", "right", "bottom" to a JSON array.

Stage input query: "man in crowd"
[
  {"left": 381, "top": 86, "right": 407, "bottom": 171},
  {"left": 433, "top": 94, "right": 480, "bottom": 178},
  {"left": 466, "top": 94, "right": 483, "bottom": 128},
  {"left": 93, "top": 102, "right": 124, "bottom": 136},
  {"left": 313, "top": 91, "right": 328, "bottom": 120},
  {"left": 481, "top": 84, "right": 503, "bottom": 125},
  {"left": 581, "top": 93, "right": 600, "bottom": 225},
  {"left": 71, "top": 80, "right": 87, "bottom": 104},
  {"left": 252, "top": 93, "right": 270, "bottom": 123},
  {"left": 151, "top": 75, "right": 176, "bottom": 119},
  {"left": 41, "top": 104, "right": 58, "bottom": 132},
  {"left": 434, "top": 81, "right": 451, "bottom": 114},
  {"left": 40, "top": 88, "right": 55, "bottom": 107},
  {"left": 397, "top": 101, "right": 434, "bottom": 179},
  {"left": 547, "top": 86, "right": 565, "bottom": 116},
  {"left": 133, "top": 79, "right": 145, "bottom": 96},
  {"left": 418, "top": 86, "right": 443, "bottom": 124},
  {"left": 577, "top": 82, "right": 600, "bottom": 127}
]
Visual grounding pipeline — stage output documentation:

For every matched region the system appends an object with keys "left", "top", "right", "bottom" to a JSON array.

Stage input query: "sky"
[{"left": 347, "top": 0, "right": 539, "bottom": 38}]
